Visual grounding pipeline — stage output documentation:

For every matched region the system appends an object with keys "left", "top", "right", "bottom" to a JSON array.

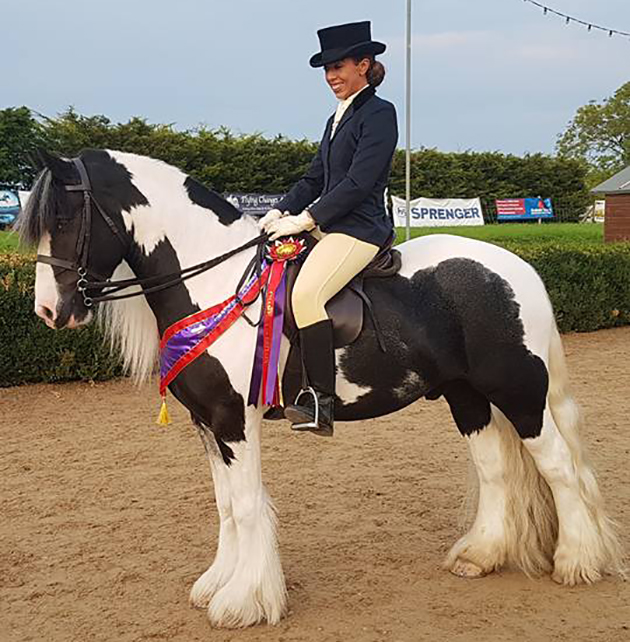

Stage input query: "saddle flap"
[{"left": 285, "top": 262, "right": 364, "bottom": 349}]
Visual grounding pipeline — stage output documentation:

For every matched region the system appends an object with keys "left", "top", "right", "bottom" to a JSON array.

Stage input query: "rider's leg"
[{"left": 286, "top": 233, "right": 378, "bottom": 435}]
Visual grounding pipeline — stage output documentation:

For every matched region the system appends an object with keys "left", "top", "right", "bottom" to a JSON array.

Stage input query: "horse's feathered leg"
[
  {"left": 520, "top": 328, "right": 625, "bottom": 584},
  {"left": 206, "top": 407, "right": 288, "bottom": 628},
  {"left": 190, "top": 422, "right": 238, "bottom": 609},
  {"left": 445, "top": 418, "right": 509, "bottom": 577},
  {"left": 478, "top": 324, "right": 624, "bottom": 584},
  {"left": 522, "top": 406, "right": 623, "bottom": 584}
]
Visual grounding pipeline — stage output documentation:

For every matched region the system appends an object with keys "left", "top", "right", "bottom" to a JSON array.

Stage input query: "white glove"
[
  {"left": 259, "top": 208, "right": 287, "bottom": 231},
  {"left": 266, "top": 210, "right": 316, "bottom": 240}
]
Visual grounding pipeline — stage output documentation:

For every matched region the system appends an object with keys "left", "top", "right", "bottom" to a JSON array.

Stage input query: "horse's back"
[
  {"left": 395, "top": 234, "right": 555, "bottom": 353},
  {"left": 397, "top": 234, "right": 538, "bottom": 282}
]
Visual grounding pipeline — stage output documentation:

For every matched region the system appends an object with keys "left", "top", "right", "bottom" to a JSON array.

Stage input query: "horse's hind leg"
[
  {"left": 442, "top": 382, "right": 509, "bottom": 577},
  {"left": 189, "top": 421, "right": 238, "bottom": 609},
  {"left": 490, "top": 327, "right": 623, "bottom": 584},
  {"left": 520, "top": 405, "right": 623, "bottom": 585}
]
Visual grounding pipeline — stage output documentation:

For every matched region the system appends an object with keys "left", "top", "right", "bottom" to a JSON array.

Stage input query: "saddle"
[
  {"left": 262, "top": 232, "right": 400, "bottom": 418},
  {"left": 283, "top": 232, "right": 401, "bottom": 349}
]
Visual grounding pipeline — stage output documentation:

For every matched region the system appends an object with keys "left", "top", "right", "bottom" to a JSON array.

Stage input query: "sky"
[{"left": 3, "top": 0, "right": 629, "bottom": 156}]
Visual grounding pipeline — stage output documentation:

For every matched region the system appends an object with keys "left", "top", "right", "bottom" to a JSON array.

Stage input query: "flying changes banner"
[{"left": 223, "top": 193, "right": 285, "bottom": 217}]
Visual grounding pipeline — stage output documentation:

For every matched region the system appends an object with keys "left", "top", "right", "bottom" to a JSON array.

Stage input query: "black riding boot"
[{"left": 285, "top": 319, "right": 335, "bottom": 436}]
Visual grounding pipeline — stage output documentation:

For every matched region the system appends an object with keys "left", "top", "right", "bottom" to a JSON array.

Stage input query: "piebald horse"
[{"left": 19, "top": 149, "right": 623, "bottom": 628}]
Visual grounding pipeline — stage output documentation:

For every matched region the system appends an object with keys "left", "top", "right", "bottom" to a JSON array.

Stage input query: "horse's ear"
[
  {"left": 29, "top": 149, "right": 45, "bottom": 171},
  {"left": 35, "top": 148, "right": 75, "bottom": 182}
]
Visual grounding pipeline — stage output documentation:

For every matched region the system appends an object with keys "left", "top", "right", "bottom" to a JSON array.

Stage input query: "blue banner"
[
  {"left": 0, "top": 189, "right": 21, "bottom": 226},
  {"left": 496, "top": 197, "right": 554, "bottom": 221}
]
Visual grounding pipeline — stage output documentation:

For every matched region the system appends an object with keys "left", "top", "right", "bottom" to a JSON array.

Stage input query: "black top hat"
[{"left": 309, "top": 21, "right": 386, "bottom": 68}]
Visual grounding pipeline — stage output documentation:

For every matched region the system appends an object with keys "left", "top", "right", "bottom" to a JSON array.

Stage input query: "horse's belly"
[{"left": 334, "top": 346, "right": 428, "bottom": 421}]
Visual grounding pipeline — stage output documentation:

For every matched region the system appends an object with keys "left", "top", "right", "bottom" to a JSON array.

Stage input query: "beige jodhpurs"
[{"left": 292, "top": 232, "right": 379, "bottom": 329}]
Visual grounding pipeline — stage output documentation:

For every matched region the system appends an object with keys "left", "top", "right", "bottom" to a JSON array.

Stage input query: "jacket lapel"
[
  {"left": 329, "top": 85, "right": 376, "bottom": 143},
  {"left": 321, "top": 114, "right": 334, "bottom": 164}
]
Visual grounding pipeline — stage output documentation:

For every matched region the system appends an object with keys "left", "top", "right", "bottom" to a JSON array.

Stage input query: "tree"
[
  {"left": 0, "top": 107, "right": 47, "bottom": 187},
  {"left": 556, "top": 81, "right": 630, "bottom": 184}
]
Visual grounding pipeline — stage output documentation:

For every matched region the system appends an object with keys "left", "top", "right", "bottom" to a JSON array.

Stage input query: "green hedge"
[
  {"left": 1, "top": 243, "right": 629, "bottom": 386},
  {"left": 506, "top": 242, "right": 630, "bottom": 332},
  {"left": 2, "top": 106, "right": 590, "bottom": 221},
  {"left": 0, "top": 254, "right": 121, "bottom": 387}
]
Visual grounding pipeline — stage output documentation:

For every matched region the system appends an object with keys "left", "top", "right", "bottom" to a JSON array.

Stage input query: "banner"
[
  {"left": 0, "top": 189, "right": 21, "bottom": 227},
  {"left": 496, "top": 197, "right": 554, "bottom": 221},
  {"left": 392, "top": 196, "right": 484, "bottom": 228},
  {"left": 224, "top": 193, "right": 285, "bottom": 217}
]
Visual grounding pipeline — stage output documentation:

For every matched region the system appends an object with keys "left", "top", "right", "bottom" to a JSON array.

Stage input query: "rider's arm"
[{"left": 309, "top": 103, "right": 397, "bottom": 228}]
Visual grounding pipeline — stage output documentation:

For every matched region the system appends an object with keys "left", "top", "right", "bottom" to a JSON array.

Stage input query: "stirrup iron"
[{"left": 290, "top": 386, "right": 319, "bottom": 431}]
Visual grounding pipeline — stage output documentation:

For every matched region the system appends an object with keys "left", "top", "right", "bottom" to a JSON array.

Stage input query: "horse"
[{"left": 19, "top": 148, "right": 624, "bottom": 628}]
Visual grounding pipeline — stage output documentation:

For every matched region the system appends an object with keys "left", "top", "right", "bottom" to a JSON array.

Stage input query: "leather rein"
[{"left": 36, "top": 158, "right": 267, "bottom": 308}]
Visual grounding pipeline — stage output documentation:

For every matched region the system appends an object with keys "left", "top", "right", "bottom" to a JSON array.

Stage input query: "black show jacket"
[{"left": 276, "top": 86, "right": 398, "bottom": 248}]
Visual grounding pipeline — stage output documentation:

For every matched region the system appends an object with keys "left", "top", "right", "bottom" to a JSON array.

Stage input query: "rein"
[{"left": 36, "top": 158, "right": 268, "bottom": 307}]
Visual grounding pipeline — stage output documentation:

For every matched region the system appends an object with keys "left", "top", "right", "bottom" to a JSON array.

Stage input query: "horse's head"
[{"left": 18, "top": 149, "right": 146, "bottom": 329}]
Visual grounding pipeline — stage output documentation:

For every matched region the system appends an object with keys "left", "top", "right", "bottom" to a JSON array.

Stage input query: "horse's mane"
[
  {"left": 98, "top": 262, "right": 160, "bottom": 385},
  {"left": 17, "top": 149, "right": 249, "bottom": 384},
  {"left": 16, "top": 167, "right": 68, "bottom": 246},
  {"left": 17, "top": 150, "right": 244, "bottom": 247}
]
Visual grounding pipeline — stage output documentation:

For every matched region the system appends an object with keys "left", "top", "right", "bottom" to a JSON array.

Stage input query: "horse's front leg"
[
  {"left": 190, "top": 423, "right": 238, "bottom": 609},
  {"left": 205, "top": 407, "right": 287, "bottom": 628}
]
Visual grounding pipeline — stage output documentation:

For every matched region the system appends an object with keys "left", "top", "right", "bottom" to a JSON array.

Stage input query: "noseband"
[{"left": 36, "top": 157, "right": 267, "bottom": 308}]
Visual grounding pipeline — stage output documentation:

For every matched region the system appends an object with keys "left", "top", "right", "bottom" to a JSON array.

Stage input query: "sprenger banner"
[{"left": 392, "top": 196, "right": 484, "bottom": 228}]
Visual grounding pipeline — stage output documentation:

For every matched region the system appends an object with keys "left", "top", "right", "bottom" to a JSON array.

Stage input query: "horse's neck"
[{"left": 115, "top": 155, "right": 260, "bottom": 312}]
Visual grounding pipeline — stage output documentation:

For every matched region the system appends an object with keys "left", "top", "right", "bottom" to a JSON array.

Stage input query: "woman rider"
[{"left": 260, "top": 21, "right": 398, "bottom": 436}]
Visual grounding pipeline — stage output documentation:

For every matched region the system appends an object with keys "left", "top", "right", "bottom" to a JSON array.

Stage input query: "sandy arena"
[{"left": 2, "top": 327, "right": 629, "bottom": 642}]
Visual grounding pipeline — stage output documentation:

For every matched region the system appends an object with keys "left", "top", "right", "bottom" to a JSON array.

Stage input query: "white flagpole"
[{"left": 405, "top": 0, "right": 412, "bottom": 241}]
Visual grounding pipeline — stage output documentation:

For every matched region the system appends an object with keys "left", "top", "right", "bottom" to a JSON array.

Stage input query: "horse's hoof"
[
  {"left": 551, "top": 566, "right": 600, "bottom": 586},
  {"left": 450, "top": 558, "right": 488, "bottom": 578}
]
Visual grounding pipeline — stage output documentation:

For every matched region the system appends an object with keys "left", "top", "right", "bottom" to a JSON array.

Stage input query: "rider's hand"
[
  {"left": 267, "top": 210, "right": 316, "bottom": 240},
  {"left": 259, "top": 208, "right": 287, "bottom": 231}
]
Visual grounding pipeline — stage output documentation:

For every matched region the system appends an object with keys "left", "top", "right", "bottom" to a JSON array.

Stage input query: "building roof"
[{"left": 592, "top": 165, "right": 630, "bottom": 195}]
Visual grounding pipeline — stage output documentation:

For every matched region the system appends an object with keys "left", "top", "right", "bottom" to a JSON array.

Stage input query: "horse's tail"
[{"left": 546, "top": 323, "right": 625, "bottom": 578}]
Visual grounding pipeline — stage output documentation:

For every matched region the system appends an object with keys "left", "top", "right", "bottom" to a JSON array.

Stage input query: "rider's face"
[{"left": 324, "top": 57, "right": 370, "bottom": 100}]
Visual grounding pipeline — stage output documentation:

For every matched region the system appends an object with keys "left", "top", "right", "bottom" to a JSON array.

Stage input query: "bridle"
[{"left": 36, "top": 158, "right": 267, "bottom": 308}]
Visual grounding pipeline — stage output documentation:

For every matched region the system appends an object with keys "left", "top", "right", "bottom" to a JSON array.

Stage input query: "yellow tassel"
[{"left": 156, "top": 395, "right": 172, "bottom": 426}]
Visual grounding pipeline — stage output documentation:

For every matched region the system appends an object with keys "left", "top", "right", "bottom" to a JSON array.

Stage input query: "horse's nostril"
[{"left": 36, "top": 304, "right": 55, "bottom": 322}]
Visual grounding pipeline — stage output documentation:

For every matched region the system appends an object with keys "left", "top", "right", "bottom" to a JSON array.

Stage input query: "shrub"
[
  {"left": 0, "top": 253, "right": 121, "bottom": 387},
  {"left": 502, "top": 241, "right": 630, "bottom": 332},
  {"left": 1, "top": 241, "right": 629, "bottom": 386}
]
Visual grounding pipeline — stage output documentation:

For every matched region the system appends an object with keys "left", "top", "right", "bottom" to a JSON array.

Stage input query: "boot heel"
[{"left": 286, "top": 387, "right": 318, "bottom": 428}]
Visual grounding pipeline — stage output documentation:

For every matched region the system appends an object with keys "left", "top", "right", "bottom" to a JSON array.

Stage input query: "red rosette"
[{"left": 267, "top": 236, "right": 307, "bottom": 263}]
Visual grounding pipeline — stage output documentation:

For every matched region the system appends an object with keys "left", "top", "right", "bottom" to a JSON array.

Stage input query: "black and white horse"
[{"left": 20, "top": 149, "right": 623, "bottom": 628}]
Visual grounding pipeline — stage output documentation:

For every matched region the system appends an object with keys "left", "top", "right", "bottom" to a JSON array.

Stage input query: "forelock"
[{"left": 15, "top": 169, "right": 69, "bottom": 246}]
